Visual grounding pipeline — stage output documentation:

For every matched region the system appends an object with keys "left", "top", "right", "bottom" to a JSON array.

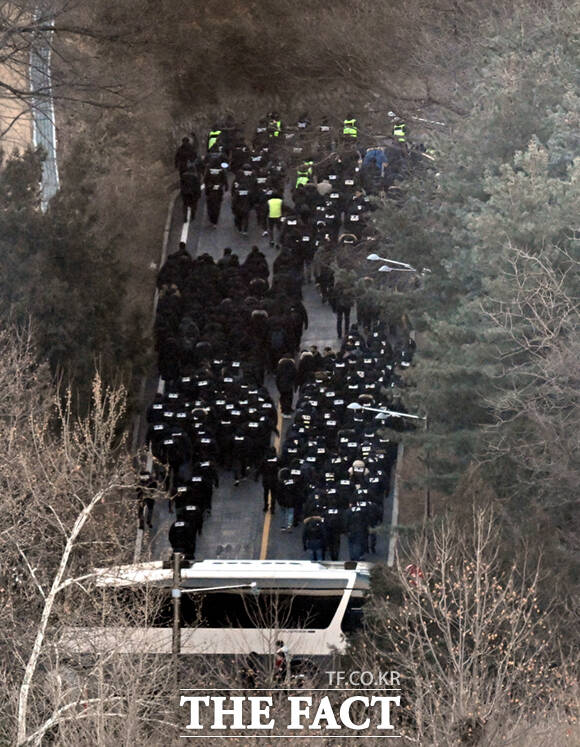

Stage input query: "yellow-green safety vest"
[
  {"left": 270, "top": 119, "right": 282, "bottom": 137},
  {"left": 393, "top": 123, "right": 407, "bottom": 142},
  {"left": 208, "top": 129, "right": 222, "bottom": 151},
  {"left": 296, "top": 161, "right": 312, "bottom": 188},
  {"left": 343, "top": 119, "right": 358, "bottom": 137},
  {"left": 268, "top": 197, "right": 283, "bottom": 219}
]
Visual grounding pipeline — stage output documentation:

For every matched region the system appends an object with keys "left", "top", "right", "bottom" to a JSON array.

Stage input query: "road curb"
[{"left": 132, "top": 189, "right": 180, "bottom": 562}]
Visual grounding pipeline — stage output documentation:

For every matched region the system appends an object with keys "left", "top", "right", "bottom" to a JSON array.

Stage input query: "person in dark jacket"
[
  {"left": 303, "top": 516, "right": 326, "bottom": 561},
  {"left": 204, "top": 159, "right": 228, "bottom": 227},
  {"left": 331, "top": 273, "right": 354, "bottom": 339},
  {"left": 268, "top": 316, "right": 289, "bottom": 371},
  {"left": 231, "top": 140, "right": 251, "bottom": 173},
  {"left": 255, "top": 446, "right": 279, "bottom": 512},
  {"left": 323, "top": 506, "right": 343, "bottom": 561},
  {"left": 174, "top": 136, "right": 198, "bottom": 173},
  {"left": 217, "top": 247, "right": 239, "bottom": 271},
  {"left": 180, "top": 163, "right": 201, "bottom": 222},
  {"left": 287, "top": 303, "right": 308, "bottom": 354},
  {"left": 179, "top": 504, "right": 204, "bottom": 543},
  {"left": 249, "top": 307, "right": 270, "bottom": 350},
  {"left": 169, "top": 519, "right": 197, "bottom": 559},
  {"left": 136, "top": 471, "right": 156, "bottom": 529},
  {"left": 345, "top": 502, "right": 371, "bottom": 561},
  {"left": 231, "top": 176, "right": 253, "bottom": 235},
  {"left": 296, "top": 349, "right": 316, "bottom": 387},
  {"left": 275, "top": 354, "right": 297, "bottom": 417},
  {"left": 276, "top": 467, "right": 298, "bottom": 530},
  {"left": 242, "top": 245, "right": 269, "bottom": 282},
  {"left": 157, "top": 242, "right": 193, "bottom": 290},
  {"left": 232, "top": 430, "right": 251, "bottom": 486}
]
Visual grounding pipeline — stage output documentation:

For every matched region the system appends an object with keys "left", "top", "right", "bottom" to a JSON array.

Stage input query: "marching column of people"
[
  {"left": 269, "top": 326, "right": 416, "bottom": 561},
  {"left": 139, "top": 110, "right": 427, "bottom": 560},
  {"left": 146, "top": 231, "right": 315, "bottom": 558}
]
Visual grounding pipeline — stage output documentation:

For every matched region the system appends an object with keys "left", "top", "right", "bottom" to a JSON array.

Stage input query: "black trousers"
[
  {"left": 279, "top": 389, "right": 294, "bottom": 415},
  {"left": 233, "top": 452, "right": 249, "bottom": 480},
  {"left": 255, "top": 204, "right": 267, "bottom": 230},
  {"left": 327, "top": 534, "right": 340, "bottom": 561},
  {"left": 268, "top": 217, "right": 281, "bottom": 244},
  {"left": 263, "top": 485, "right": 275, "bottom": 511},
  {"left": 234, "top": 210, "right": 249, "bottom": 233},
  {"left": 206, "top": 192, "right": 223, "bottom": 224},
  {"left": 181, "top": 193, "right": 199, "bottom": 222}
]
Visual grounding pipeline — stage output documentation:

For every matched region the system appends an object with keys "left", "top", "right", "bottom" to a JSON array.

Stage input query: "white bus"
[{"left": 61, "top": 559, "right": 371, "bottom": 657}]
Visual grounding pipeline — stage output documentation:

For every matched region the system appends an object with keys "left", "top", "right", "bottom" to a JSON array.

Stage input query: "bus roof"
[{"left": 91, "top": 559, "right": 373, "bottom": 591}]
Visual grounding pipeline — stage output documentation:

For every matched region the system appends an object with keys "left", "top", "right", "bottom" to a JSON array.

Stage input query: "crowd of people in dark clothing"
[
  {"left": 138, "top": 110, "right": 422, "bottom": 562},
  {"left": 273, "top": 327, "right": 414, "bottom": 561}
]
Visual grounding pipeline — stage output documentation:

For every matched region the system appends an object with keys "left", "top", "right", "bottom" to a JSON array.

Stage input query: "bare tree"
[
  {"left": 0, "top": 0, "right": 127, "bottom": 141},
  {"left": 0, "top": 326, "right": 142, "bottom": 744},
  {"left": 356, "top": 508, "right": 578, "bottom": 745}
]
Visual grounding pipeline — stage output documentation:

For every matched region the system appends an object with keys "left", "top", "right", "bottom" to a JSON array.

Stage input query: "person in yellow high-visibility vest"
[
  {"left": 268, "top": 112, "right": 282, "bottom": 140},
  {"left": 295, "top": 161, "right": 311, "bottom": 189},
  {"left": 393, "top": 121, "right": 407, "bottom": 143},
  {"left": 267, "top": 192, "right": 284, "bottom": 247},
  {"left": 207, "top": 126, "right": 222, "bottom": 153},
  {"left": 343, "top": 113, "right": 358, "bottom": 139}
]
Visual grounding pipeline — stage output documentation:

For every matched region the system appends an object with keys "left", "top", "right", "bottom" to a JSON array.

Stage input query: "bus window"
[
  {"left": 181, "top": 592, "right": 342, "bottom": 630},
  {"left": 95, "top": 589, "right": 344, "bottom": 630}
]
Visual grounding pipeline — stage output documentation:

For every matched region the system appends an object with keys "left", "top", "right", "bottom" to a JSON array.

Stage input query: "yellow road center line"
[
  {"left": 259, "top": 401, "right": 282, "bottom": 559},
  {"left": 259, "top": 506, "right": 272, "bottom": 560}
]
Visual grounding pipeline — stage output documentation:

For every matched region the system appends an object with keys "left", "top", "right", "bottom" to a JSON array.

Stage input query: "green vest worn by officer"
[
  {"left": 295, "top": 160, "right": 313, "bottom": 188},
  {"left": 208, "top": 129, "right": 222, "bottom": 151},
  {"left": 268, "top": 197, "right": 283, "bottom": 219},
  {"left": 343, "top": 118, "right": 358, "bottom": 137},
  {"left": 393, "top": 122, "right": 407, "bottom": 143},
  {"left": 269, "top": 118, "right": 282, "bottom": 138}
]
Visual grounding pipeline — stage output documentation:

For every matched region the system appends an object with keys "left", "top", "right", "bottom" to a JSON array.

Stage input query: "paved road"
[{"left": 140, "top": 182, "right": 394, "bottom": 563}]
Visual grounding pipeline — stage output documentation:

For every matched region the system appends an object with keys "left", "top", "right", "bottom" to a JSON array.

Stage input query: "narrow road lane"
[{"left": 143, "top": 181, "right": 394, "bottom": 563}]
